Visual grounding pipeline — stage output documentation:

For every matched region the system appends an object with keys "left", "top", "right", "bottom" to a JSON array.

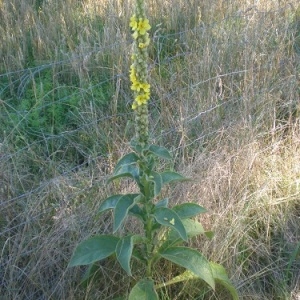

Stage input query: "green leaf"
[
  {"left": 114, "top": 194, "right": 138, "bottom": 232},
  {"left": 130, "top": 139, "right": 143, "bottom": 153},
  {"left": 161, "top": 171, "right": 190, "bottom": 185},
  {"left": 173, "top": 203, "right": 207, "bottom": 218},
  {"left": 69, "top": 235, "right": 119, "bottom": 267},
  {"left": 149, "top": 171, "right": 163, "bottom": 196},
  {"left": 99, "top": 194, "right": 122, "bottom": 213},
  {"left": 99, "top": 194, "right": 139, "bottom": 213},
  {"left": 153, "top": 207, "right": 187, "bottom": 241},
  {"left": 98, "top": 194, "right": 124, "bottom": 213},
  {"left": 129, "top": 278, "right": 159, "bottom": 300},
  {"left": 129, "top": 204, "right": 144, "bottom": 220},
  {"left": 159, "top": 246, "right": 215, "bottom": 289},
  {"left": 169, "top": 219, "right": 205, "bottom": 239},
  {"left": 109, "top": 163, "right": 140, "bottom": 183},
  {"left": 115, "top": 152, "right": 139, "bottom": 171},
  {"left": 116, "top": 235, "right": 134, "bottom": 276},
  {"left": 147, "top": 144, "right": 172, "bottom": 160},
  {"left": 210, "top": 262, "right": 239, "bottom": 300},
  {"left": 159, "top": 219, "right": 206, "bottom": 251},
  {"left": 155, "top": 262, "right": 238, "bottom": 300},
  {"left": 155, "top": 198, "right": 169, "bottom": 208}
]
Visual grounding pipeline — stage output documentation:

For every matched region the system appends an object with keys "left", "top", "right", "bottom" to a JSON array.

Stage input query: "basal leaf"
[
  {"left": 161, "top": 171, "right": 190, "bottom": 185},
  {"left": 114, "top": 194, "right": 138, "bottom": 232},
  {"left": 69, "top": 235, "right": 119, "bottom": 267},
  {"left": 153, "top": 207, "right": 187, "bottom": 241},
  {"left": 173, "top": 203, "right": 207, "bottom": 219},
  {"left": 147, "top": 144, "right": 172, "bottom": 160},
  {"left": 116, "top": 235, "right": 134, "bottom": 276},
  {"left": 129, "top": 278, "right": 159, "bottom": 300},
  {"left": 159, "top": 246, "right": 215, "bottom": 289},
  {"left": 210, "top": 262, "right": 239, "bottom": 300}
]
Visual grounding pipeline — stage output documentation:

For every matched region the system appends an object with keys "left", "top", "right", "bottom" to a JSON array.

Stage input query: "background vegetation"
[{"left": 0, "top": 0, "right": 299, "bottom": 299}]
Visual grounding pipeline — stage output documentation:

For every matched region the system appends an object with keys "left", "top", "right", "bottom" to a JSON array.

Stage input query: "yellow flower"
[
  {"left": 140, "top": 82, "right": 150, "bottom": 93},
  {"left": 129, "top": 15, "right": 138, "bottom": 30},
  {"left": 135, "top": 92, "right": 150, "bottom": 105},
  {"left": 137, "top": 18, "right": 151, "bottom": 35},
  {"left": 131, "top": 80, "right": 150, "bottom": 93},
  {"left": 131, "top": 80, "right": 143, "bottom": 91},
  {"left": 130, "top": 74, "right": 136, "bottom": 83}
]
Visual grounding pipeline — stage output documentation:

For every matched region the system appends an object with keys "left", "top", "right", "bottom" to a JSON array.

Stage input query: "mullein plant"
[{"left": 69, "top": 0, "right": 238, "bottom": 299}]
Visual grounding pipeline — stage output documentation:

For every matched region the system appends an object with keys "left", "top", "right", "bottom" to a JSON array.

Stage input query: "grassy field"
[{"left": 0, "top": 0, "right": 300, "bottom": 299}]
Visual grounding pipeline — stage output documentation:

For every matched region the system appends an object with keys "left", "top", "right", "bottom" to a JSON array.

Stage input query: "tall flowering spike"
[{"left": 129, "top": 0, "right": 151, "bottom": 148}]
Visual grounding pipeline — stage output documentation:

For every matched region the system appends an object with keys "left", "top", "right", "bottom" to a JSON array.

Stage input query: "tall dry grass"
[{"left": 0, "top": 0, "right": 300, "bottom": 299}]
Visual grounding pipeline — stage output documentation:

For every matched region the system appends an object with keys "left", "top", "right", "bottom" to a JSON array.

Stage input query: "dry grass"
[{"left": 0, "top": 0, "right": 300, "bottom": 299}]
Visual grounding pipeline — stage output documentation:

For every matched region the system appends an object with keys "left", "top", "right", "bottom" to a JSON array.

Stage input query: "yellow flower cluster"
[
  {"left": 129, "top": 15, "right": 151, "bottom": 110},
  {"left": 130, "top": 15, "right": 151, "bottom": 37},
  {"left": 130, "top": 65, "right": 150, "bottom": 109},
  {"left": 128, "top": 0, "right": 151, "bottom": 145}
]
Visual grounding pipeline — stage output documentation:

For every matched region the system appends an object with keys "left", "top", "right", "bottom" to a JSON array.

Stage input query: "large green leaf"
[
  {"left": 128, "top": 278, "right": 159, "bottom": 300},
  {"left": 210, "top": 262, "right": 239, "bottom": 300},
  {"left": 98, "top": 194, "right": 139, "bottom": 214},
  {"left": 114, "top": 194, "right": 138, "bottom": 232},
  {"left": 114, "top": 152, "right": 139, "bottom": 170},
  {"left": 156, "top": 264, "right": 238, "bottom": 300},
  {"left": 99, "top": 194, "right": 122, "bottom": 213},
  {"left": 168, "top": 219, "right": 205, "bottom": 240},
  {"left": 69, "top": 235, "right": 119, "bottom": 267},
  {"left": 159, "top": 246, "right": 215, "bottom": 289},
  {"left": 116, "top": 235, "right": 134, "bottom": 276},
  {"left": 147, "top": 144, "right": 172, "bottom": 160},
  {"left": 161, "top": 171, "right": 189, "bottom": 185},
  {"left": 158, "top": 219, "right": 206, "bottom": 252},
  {"left": 173, "top": 203, "right": 207, "bottom": 218},
  {"left": 109, "top": 163, "right": 140, "bottom": 183},
  {"left": 149, "top": 171, "right": 163, "bottom": 196},
  {"left": 153, "top": 207, "right": 187, "bottom": 241}
]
